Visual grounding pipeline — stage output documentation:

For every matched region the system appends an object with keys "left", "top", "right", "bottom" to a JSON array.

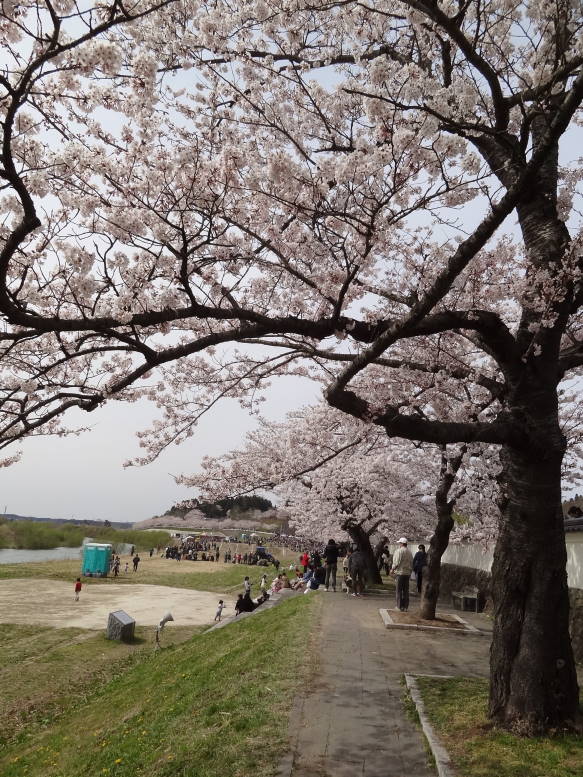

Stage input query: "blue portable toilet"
[{"left": 82, "top": 543, "right": 113, "bottom": 577}]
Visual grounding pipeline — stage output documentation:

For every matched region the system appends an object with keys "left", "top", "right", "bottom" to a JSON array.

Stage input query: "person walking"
[
  {"left": 214, "top": 600, "right": 225, "bottom": 622},
  {"left": 132, "top": 554, "right": 140, "bottom": 572},
  {"left": 412, "top": 544, "right": 428, "bottom": 594},
  {"left": 74, "top": 577, "right": 82, "bottom": 602},
  {"left": 323, "top": 538, "right": 339, "bottom": 592},
  {"left": 391, "top": 538, "right": 414, "bottom": 611},
  {"left": 347, "top": 548, "right": 367, "bottom": 596}
]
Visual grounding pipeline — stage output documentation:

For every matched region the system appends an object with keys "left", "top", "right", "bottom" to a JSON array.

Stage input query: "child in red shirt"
[{"left": 74, "top": 578, "right": 82, "bottom": 601}]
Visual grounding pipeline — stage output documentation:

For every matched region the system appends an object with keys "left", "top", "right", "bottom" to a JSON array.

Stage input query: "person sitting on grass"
[
  {"left": 303, "top": 566, "right": 321, "bottom": 594},
  {"left": 270, "top": 574, "right": 283, "bottom": 594},
  {"left": 290, "top": 575, "right": 306, "bottom": 591}
]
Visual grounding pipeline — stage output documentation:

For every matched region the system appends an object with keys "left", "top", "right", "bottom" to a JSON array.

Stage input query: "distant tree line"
[
  {"left": 164, "top": 495, "right": 273, "bottom": 520},
  {"left": 0, "top": 518, "right": 169, "bottom": 550}
]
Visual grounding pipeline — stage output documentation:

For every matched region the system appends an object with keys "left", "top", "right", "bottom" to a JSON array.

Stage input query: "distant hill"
[
  {"left": 133, "top": 507, "right": 289, "bottom": 532},
  {"left": 1, "top": 513, "right": 133, "bottom": 529}
]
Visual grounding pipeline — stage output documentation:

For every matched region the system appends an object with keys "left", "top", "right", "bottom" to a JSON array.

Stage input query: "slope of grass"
[
  {"left": 0, "top": 623, "right": 201, "bottom": 747},
  {"left": 417, "top": 676, "right": 583, "bottom": 777},
  {"left": 1, "top": 594, "right": 318, "bottom": 777}
]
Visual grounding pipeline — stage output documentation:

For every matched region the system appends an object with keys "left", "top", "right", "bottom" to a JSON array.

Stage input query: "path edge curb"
[
  {"left": 405, "top": 673, "right": 456, "bottom": 777},
  {"left": 380, "top": 608, "right": 482, "bottom": 635}
]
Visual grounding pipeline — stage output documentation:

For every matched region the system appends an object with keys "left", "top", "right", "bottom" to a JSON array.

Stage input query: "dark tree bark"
[
  {"left": 344, "top": 521, "right": 383, "bottom": 584},
  {"left": 489, "top": 385, "right": 580, "bottom": 734},
  {"left": 419, "top": 502, "right": 454, "bottom": 621},
  {"left": 419, "top": 447, "right": 464, "bottom": 620},
  {"left": 485, "top": 115, "right": 580, "bottom": 734}
]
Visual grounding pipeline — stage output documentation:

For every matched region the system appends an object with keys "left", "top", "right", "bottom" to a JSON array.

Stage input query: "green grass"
[
  {"left": 0, "top": 558, "right": 279, "bottom": 593},
  {"left": 0, "top": 519, "right": 170, "bottom": 550},
  {"left": 0, "top": 624, "right": 202, "bottom": 746},
  {"left": 0, "top": 594, "right": 318, "bottom": 777},
  {"left": 0, "top": 623, "right": 202, "bottom": 747},
  {"left": 417, "top": 676, "right": 583, "bottom": 777}
]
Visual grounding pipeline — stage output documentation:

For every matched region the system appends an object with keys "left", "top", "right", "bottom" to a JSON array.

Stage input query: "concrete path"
[{"left": 279, "top": 591, "right": 491, "bottom": 777}]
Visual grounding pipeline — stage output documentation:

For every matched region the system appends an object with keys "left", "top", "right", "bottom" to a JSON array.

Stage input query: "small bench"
[{"left": 452, "top": 586, "right": 479, "bottom": 613}]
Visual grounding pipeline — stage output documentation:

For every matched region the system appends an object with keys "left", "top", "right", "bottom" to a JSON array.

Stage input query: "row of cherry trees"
[
  {"left": 186, "top": 401, "right": 501, "bottom": 614},
  {"left": 1, "top": 1, "right": 582, "bottom": 732}
]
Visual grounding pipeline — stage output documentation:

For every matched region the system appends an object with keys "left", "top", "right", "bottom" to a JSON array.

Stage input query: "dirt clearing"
[{"left": 0, "top": 579, "right": 235, "bottom": 629}]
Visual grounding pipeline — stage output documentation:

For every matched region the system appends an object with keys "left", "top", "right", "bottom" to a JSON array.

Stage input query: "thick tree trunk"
[
  {"left": 345, "top": 523, "right": 383, "bottom": 584},
  {"left": 419, "top": 503, "right": 454, "bottom": 620},
  {"left": 489, "top": 397, "right": 580, "bottom": 734},
  {"left": 420, "top": 447, "right": 463, "bottom": 620}
]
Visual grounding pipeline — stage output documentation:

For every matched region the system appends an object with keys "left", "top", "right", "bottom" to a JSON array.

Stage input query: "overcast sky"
[{"left": 0, "top": 376, "right": 320, "bottom": 523}]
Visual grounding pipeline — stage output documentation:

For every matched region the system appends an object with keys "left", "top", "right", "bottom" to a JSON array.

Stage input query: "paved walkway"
[{"left": 279, "top": 591, "right": 491, "bottom": 777}]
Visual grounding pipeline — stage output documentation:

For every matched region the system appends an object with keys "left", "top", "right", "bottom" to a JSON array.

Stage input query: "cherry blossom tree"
[
  {"left": 1, "top": 1, "right": 583, "bottom": 732},
  {"left": 185, "top": 400, "right": 500, "bottom": 606}
]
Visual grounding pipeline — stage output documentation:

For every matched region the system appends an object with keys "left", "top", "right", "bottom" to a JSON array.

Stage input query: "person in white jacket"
[{"left": 391, "top": 538, "right": 413, "bottom": 612}]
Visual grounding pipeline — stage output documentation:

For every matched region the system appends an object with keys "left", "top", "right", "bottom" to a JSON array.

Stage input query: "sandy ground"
[{"left": 0, "top": 579, "right": 235, "bottom": 629}]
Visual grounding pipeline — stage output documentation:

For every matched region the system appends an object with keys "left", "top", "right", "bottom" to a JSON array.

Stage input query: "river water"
[
  {"left": 0, "top": 541, "right": 134, "bottom": 565},
  {"left": 0, "top": 546, "right": 83, "bottom": 564}
]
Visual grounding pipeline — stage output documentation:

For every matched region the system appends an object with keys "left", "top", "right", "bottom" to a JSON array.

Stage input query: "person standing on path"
[
  {"left": 347, "top": 548, "right": 367, "bottom": 596},
  {"left": 132, "top": 554, "right": 140, "bottom": 572},
  {"left": 412, "top": 544, "right": 427, "bottom": 594},
  {"left": 74, "top": 577, "right": 82, "bottom": 602},
  {"left": 244, "top": 575, "right": 251, "bottom": 594},
  {"left": 391, "top": 538, "right": 413, "bottom": 611},
  {"left": 323, "top": 538, "right": 339, "bottom": 592}
]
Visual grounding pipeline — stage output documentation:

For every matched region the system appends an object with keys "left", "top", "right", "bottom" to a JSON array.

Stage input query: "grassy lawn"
[
  {"left": 0, "top": 557, "right": 282, "bottom": 592},
  {"left": 0, "top": 623, "right": 202, "bottom": 746},
  {"left": 417, "top": 676, "right": 583, "bottom": 777},
  {"left": 1, "top": 594, "right": 319, "bottom": 777}
]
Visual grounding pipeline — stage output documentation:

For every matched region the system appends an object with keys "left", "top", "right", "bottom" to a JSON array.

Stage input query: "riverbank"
[{"left": 0, "top": 519, "right": 170, "bottom": 551}]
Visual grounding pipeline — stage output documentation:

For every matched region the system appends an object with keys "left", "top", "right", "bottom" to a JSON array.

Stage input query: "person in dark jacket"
[
  {"left": 323, "top": 539, "right": 339, "bottom": 591},
  {"left": 412, "top": 544, "right": 427, "bottom": 593},
  {"left": 347, "top": 548, "right": 367, "bottom": 596}
]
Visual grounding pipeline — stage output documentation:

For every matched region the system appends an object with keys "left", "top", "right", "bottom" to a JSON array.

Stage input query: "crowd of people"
[
  {"left": 163, "top": 538, "right": 283, "bottom": 568},
  {"left": 86, "top": 533, "right": 430, "bottom": 617}
]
